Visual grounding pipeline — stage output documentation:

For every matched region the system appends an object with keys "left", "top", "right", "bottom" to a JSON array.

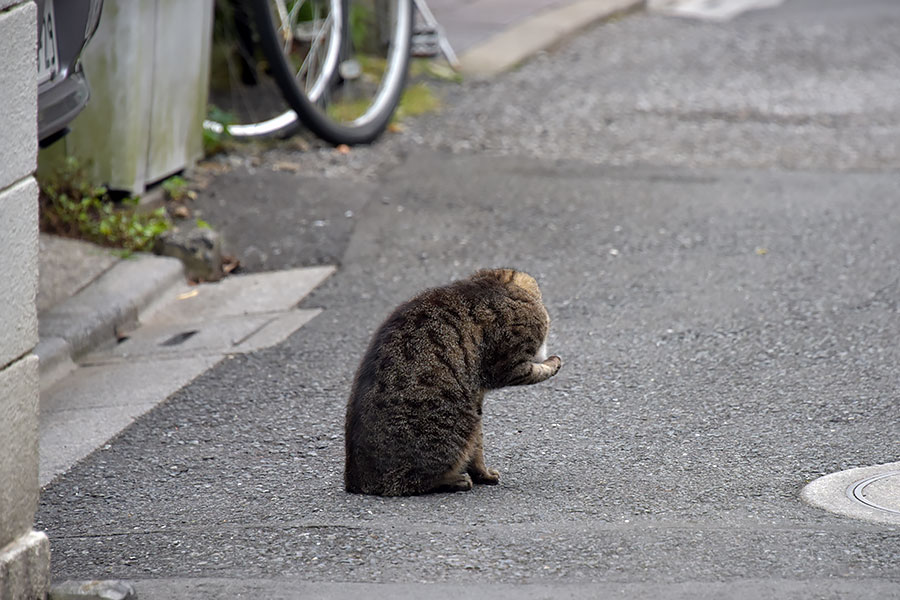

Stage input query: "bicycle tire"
[
  {"left": 250, "top": 0, "right": 412, "bottom": 146},
  {"left": 205, "top": 0, "right": 343, "bottom": 140},
  {"left": 203, "top": 110, "right": 300, "bottom": 140}
]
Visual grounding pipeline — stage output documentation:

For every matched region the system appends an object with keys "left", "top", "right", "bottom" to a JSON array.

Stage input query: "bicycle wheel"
[
  {"left": 205, "top": 0, "right": 342, "bottom": 139},
  {"left": 251, "top": 0, "right": 412, "bottom": 145}
]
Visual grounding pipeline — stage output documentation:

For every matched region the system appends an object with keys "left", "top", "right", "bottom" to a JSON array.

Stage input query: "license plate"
[{"left": 37, "top": 1, "right": 58, "bottom": 84}]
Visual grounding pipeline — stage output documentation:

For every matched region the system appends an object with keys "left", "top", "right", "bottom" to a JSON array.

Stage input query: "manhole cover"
[
  {"left": 647, "top": 0, "right": 786, "bottom": 21},
  {"left": 802, "top": 462, "right": 900, "bottom": 526},
  {"left": 848, "top": 471, "right": 900, "bottom": 515}
]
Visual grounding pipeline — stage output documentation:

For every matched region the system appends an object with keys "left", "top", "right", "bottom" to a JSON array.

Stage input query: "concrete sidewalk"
[
  {"left": 428, "top": 0, "right": 644, "bottom": 76},
  {"left": 36, "top": 234, "right": 185, "bottom": 391},
  {"left": 36, "top": 233, "right": 335, "bottom": 487}
]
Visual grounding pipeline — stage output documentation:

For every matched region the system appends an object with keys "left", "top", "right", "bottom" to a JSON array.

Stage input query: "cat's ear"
[
  {"left": 472, "top": 268, "right": 516, "bottom": 284},
  {"left": 510, "top": 272, "right": 542, "bottom": 300},
  {"left": 472, "top": 268, "right": 543, "bottom": 299}
]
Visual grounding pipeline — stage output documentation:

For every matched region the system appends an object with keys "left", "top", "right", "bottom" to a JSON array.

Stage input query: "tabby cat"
[{"left": 344, "top": 268, "right": 562, "bottom": 496}]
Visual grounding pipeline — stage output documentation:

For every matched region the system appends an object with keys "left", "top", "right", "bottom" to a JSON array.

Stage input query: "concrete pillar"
[{"left": 0, "top": 1, "right": 51, "bottom": 598}]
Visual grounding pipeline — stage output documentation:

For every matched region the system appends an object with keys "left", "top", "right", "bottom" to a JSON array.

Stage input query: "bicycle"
[{"left": 205, "top": 0, "right": 412, "bottom": 145}]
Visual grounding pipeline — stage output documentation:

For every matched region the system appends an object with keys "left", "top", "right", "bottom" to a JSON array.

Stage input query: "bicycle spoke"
[
  {"left": 228, "top": 0, "right": 410, "bottom": 145},
  {"left": 288, "top": 0, "right": 304, "bottom": 24},
  {"left": 204, "top": 0, "right": 302, "bottom": 139},
  {"left": 273, "top": 0, "right": 293, "bottom": 52},
  {"left": 286, "top": 0, "right": 307, "bottom": 57},
  {"left": 297, "top": 11, "right": 333, "bottom": 94}
]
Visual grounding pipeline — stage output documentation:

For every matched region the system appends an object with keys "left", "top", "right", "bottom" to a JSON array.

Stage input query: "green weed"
[
  {"left": 162, "top": 175, "right": 191, "bottom": 201},
  {"left": 204, "top": 105, "right": 236, "bottom": 156},
  {"left": 38, "top": 157, "right": 171, "bottom": 252},
  {"left": 393, "top": 82, "right": 440, "bottom": 120}
]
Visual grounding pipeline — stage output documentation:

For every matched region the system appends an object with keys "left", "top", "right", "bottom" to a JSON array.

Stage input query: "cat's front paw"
[
  {"left": 472, "top": 468, "right": 500, "bottom": 485},
  {"left": 544, "top": 355, "right": 562, "bottom": 376}
]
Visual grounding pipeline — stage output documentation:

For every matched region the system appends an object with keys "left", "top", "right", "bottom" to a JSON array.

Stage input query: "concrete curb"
[
  {"left": 0, "top": 531, "right": 50, "bottom": 600},
  {"left": 50, "top": 579, "right": 136, "bottom": 600},
  {"left": 127, "top": 578, "right": 900, "bottom": 599},
  {"left": 36, "top": 254, "right": 185, "bottom": 391},
  {"left": 458, "top": 0, "right": 645, "bottom": 78}
]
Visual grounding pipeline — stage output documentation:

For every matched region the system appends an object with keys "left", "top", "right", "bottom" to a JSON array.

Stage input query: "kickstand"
[{"left": 411, "top": 0, "right": 460, "bottom": 70}]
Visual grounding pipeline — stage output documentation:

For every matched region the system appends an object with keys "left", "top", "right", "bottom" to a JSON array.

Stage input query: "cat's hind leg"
[
  {"left": 466, "top": 421, "right": 500, "bottom": 484},
  {"left": 427, "top": 430, "right": 482, "bottom": 493}
]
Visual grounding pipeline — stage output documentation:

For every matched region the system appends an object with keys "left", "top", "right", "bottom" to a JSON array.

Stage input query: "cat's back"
[
  {"left": 344, "top": 280, "right": 488, "bottom": 494},
  {"left": 348, "top": 281, "right": 482, "bottom": 406}
]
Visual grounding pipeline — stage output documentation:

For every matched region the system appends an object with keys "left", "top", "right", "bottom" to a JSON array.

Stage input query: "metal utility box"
[{"left": 42, "top": 0, "right": 214, "bottom": 195}]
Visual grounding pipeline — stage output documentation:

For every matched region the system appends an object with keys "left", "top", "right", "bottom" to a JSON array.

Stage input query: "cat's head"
[{"left": 471, "top": 268, "right": 543, "bottom": 301}]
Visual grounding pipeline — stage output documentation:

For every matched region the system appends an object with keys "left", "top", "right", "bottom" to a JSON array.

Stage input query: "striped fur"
[{"left": 344, "top": 268, "right": 562, "bottom": 496}]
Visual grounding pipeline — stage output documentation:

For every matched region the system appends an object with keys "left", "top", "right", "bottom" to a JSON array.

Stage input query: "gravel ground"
[{"left": 201, "top": 4, "right": 900, "bottom": 186}]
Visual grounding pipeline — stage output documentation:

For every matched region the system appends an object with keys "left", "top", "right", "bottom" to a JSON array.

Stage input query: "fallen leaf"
[
  {"left": 273, "top": 161, "right": 301, "bottom": 173},
  {"left": 197, "top": 160, "right": 233, "bottom": 175},
  {"left": 755, "top": 247, "right": 768, "bottom": 255},
  {"left": 387, "top": 122, "right": 405, "bottom": 133},
  {"left": 336, "top": 144, "right": 351, "bottom": 155},
  {"left": 222, "top": 255, "right": 240, "bottom": 275},
  {"left": 172, "top": 205, "right": 191, "bottom": 219}
]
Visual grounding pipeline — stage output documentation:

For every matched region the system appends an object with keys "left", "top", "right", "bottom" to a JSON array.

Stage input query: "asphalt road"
[{"left": 37, "top": 1, "right": 900, "bottom": 597}]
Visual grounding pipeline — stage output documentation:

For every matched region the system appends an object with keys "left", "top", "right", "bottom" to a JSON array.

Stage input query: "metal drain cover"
[
  {"left": 802, "top": 462, "right": 900, "bottom": 526},
  {"left": 848, "top": 471, "right": 900, "bottom": 515}
]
